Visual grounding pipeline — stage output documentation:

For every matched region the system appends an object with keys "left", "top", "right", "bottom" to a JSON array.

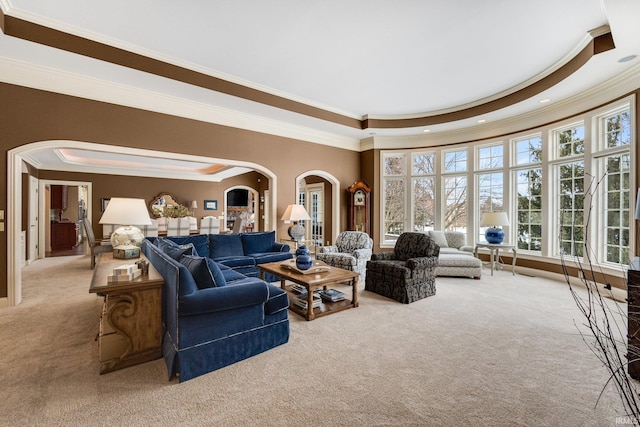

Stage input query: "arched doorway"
[
  {"left": 7, "top": 140, "right": 278, "bottom": 306},
  {"left": 223, "top": 186, "right": 260, "bottom": 232},
  {"left": 295, "top": 171, "right": 340, "bottom": 247}
]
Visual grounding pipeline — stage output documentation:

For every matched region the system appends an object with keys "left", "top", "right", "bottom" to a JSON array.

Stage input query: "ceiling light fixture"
[{"left": 618, "top": 55, "right": 638, "bottom": 63}]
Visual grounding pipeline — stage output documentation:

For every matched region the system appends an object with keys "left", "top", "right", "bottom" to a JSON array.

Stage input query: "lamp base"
[
  {"left": 485, "top": 227, "right": 505, "bottom": 244},
  {"left": 287, "top": 222, "right": 305, "bottom": 241},
  {"left": 110, "top": 225, "right": 145, "bottom": 248},
  {"left": 113, "top": 245, "right": 141, "bottom": 259}
]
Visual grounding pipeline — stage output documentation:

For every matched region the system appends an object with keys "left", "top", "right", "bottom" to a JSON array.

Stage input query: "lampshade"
[
  {"left": 281, "top": 204, "right": 310, "bottom": 241},
  {"left": 635, "top": 188, "right": 640, "bottom": 220},
  {"left": 480, "top": 211, "right": 510, "bottom": 227},
  {"left": 99, "top": 198, "right": 152, "bottom": 253},
  {"left": 190, "top": 200, "right": 198, "bottom": 210},
  {"left": 281, "top": 204, "right": 311, "bottom": 222}
]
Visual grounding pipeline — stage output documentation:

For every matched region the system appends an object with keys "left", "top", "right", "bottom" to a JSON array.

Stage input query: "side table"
[
  {"left": 474, "top": 242, "right": 517, "bottom": 276},
  {"left": 89, "top": 252, "right": 163, "bottom": 374}
]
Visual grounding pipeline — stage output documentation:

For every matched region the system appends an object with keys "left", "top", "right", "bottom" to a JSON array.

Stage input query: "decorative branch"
[{"left": 560, "top": 172, "right": 640, "bottom": 423}]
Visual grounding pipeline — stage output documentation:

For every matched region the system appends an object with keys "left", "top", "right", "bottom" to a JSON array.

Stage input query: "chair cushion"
[
  {"left": 394, "top": 232, "right": 436, "bottom": 260},
  {"left": 179, "top": 255, "right": 227, "bottom": 288},
  {"left": 428, "top": 231, "right": 449, "bottom": 248}
]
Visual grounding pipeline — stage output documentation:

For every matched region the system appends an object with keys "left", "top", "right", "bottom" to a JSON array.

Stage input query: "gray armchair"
[
  {"left": 365, "top": 232, "right": 439, "bottom": 304},
  {"left": 316, "top": 231, "right": 373, "bottom": 282}
]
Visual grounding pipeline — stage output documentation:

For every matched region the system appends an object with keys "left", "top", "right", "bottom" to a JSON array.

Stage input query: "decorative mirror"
[{"left": 150, "top": 193, "right": 180, "bottom": 217}]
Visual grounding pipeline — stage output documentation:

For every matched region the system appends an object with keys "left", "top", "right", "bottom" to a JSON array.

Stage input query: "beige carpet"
[{"left": 0, "top": 255, "right": 631, "bottom": 426}]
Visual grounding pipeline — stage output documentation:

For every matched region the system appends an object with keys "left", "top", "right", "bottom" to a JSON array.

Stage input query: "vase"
[
  {"left": 295, "top": 245, "right": 313, "bottom": 270},
  {"left": 485, "top": 227, "right": 504, "bottom": 244}
]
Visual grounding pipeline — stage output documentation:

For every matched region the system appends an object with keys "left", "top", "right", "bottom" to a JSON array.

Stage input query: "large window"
[
  {"left": 379, "top": 99, "right": 634, "bottom": 269},
  {"left": 476, "top": 144, "right": 504, "bottom": 241},
  {"left": 512, "top": 135, "right": 542, "bottom": 252}
]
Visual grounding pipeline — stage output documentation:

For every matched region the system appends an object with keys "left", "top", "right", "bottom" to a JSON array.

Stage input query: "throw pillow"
[
  {"left": 429, "top": 231, "right": 449, "bottom": 248},
  {"left": 158, "top": 238, "right": 198, "bottom": 261},
  {"left": 180, "top": 255, "right": 227, "bottom": 288}
]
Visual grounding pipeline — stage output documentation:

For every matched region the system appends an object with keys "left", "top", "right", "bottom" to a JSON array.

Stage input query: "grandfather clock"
[{"left": 348, "top": 180, "right": 371, "bottom": 235}]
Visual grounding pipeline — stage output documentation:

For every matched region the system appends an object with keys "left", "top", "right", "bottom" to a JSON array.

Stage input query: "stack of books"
[
  {"left": 319, "top": 288, "right": 346, "bottom": 302},
  {"left": 293, "top": 294, "right": 322, "bottom": 310},
  {"left": 107, "top": 264, "right": 142, "bottom": 283}
]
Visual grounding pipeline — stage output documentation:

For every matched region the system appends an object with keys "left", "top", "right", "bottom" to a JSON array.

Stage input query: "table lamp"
[
  {"left": 480, "top": 211, "right": 510, "bottom": 244},
  {"left": 281, "top": 204, "right": 311, "bottom": 241},
  {"left": 99, "top": 197, "right": 152, "bottom": 259}
]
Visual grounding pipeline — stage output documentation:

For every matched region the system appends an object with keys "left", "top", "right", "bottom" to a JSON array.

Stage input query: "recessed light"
[
  {"left": 477, "top": 119, "right": 486, "bottom": 123},
  {"left": 618, "top": 55, "right": 637, "bottom": 63},
  {"left": 539, "top": 98, "right": 551, "bottom": 103},
  {"left": 423, "top": 129, "right": 430, "bottom": 133}
]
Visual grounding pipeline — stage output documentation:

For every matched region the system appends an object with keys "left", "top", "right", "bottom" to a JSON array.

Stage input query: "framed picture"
[
  {"left": 101, "top": 198, "right": 110, "bottom": 212},
  {"left": 204, "top": 200, "right": 218, "bottom": 210}
]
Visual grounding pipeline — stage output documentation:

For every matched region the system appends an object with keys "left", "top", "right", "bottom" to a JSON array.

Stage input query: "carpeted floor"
[{"left": 0, "top": 255, "right": 632, "bottom": 426}]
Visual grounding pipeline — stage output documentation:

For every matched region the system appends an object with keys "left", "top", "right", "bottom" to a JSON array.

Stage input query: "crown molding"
[
  {"left": 0, "top": 56, "right": 362, "bottom": 151},
  {"left": 371, "top": 63, "right": 640, "bottom": 149}
]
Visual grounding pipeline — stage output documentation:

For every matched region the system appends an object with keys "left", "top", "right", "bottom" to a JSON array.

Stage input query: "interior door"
[
  {"left": 304, "top": 183, "right": 324, "bottom": 247},
  {"left": 28, "top": 176, "right": 39, "bottom": 263}
]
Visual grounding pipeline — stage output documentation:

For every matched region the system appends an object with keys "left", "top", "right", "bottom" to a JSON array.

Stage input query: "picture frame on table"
[
  {"left": 101, "top": 198, "right": 110, "bottom": 212},
  {"left": 204, "top": 200, "right": 218, "bottom": 210}
]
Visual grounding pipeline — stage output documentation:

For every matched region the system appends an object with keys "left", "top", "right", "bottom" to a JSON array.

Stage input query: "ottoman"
[{"left": 436, "top": 253, "right": 482, "bottom": 279}]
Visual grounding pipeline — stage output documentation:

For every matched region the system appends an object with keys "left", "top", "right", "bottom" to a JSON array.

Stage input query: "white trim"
[
  {"left": 0, "top": 57, "right": 361, "bottom": 152},
  {"left": 7, "top": 140, "right": 278, "bottom": 306}
]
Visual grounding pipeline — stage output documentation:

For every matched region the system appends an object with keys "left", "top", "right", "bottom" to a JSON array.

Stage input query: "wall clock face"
[{"left": 354, "top": 189, "right": 366, "bottom": 206}]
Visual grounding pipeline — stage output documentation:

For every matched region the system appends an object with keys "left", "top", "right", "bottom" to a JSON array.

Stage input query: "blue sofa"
[
  {"left": 142, "top": 233, "right": 291, "bottom": 382},
  {"left": 152, "top": 231, "right": 292, "bottom": 282}
]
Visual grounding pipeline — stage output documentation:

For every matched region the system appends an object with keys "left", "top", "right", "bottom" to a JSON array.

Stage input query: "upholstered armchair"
[
  {"left": 316, "top": 231, "right": 373, "bottom": 281},
  {"left": 365, "top": 232, "right": 440, "bottom": 304}
]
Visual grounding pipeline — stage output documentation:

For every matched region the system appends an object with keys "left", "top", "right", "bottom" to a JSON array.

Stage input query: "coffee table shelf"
[{"left": 258, "top": 261, "right": 359, "bottom": 321}]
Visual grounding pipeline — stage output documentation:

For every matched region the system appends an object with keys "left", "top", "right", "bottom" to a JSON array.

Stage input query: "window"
[
  {"left": 476, "top": 144, "right": 505, "bottom": 241},
  {"left": 602, "top": 153, "right": 631, "bottom": 264},
  {"left": 378, "top": 97, "right": 633, "bottom": 270}
]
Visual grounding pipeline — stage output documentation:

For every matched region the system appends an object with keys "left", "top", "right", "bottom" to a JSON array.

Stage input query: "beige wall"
[{"left": 0, "top": 82, "right": 361, "bottom": 298}]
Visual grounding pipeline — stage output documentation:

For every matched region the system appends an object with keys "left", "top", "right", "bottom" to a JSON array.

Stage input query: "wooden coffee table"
[{"left": 258, "top": 261, "right": 359, "bottom": 321}]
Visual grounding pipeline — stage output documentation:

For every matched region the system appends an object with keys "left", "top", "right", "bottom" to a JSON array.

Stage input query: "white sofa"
[{"left": 427, "top": 231, "right": 482, "bottom": 279}]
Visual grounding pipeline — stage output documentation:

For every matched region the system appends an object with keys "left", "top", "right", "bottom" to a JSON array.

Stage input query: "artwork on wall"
[
  {"left": 101, "top": 198, "right": 110, "bottom": 212},
  {"left": 204, "top": 200, "right": 218, "bottom": 210}
]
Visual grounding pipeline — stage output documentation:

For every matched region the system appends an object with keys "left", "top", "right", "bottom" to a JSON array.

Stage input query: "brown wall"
[{"left": 0, "top": 82, "right": 360, "bottom": 299}]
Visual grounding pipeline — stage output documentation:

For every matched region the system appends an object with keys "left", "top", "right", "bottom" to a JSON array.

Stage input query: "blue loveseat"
[{"left": 142, "top": 232, "right": 292, "bottom": 382}]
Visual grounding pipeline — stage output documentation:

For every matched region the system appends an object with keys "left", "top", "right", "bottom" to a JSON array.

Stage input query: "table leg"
[
  {"left": 352, "top": 278, "right": 359, "bottom": 307},
  {"left": 490, "top": 248, "right": 495, "bottom": 276},
  {"left": 306, "top": 286, "right": 315, "bottom": 321},
  {"left": 511, "top": 248, "right": 517, "bottom": 275},
  {"left": 280, "top": 278, "right": 286, "bottom": 290}
]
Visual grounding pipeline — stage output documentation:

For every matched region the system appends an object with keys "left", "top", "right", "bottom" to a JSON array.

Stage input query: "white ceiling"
[{"left": 2, "top": 0, "right": 640, "bottom": 178}]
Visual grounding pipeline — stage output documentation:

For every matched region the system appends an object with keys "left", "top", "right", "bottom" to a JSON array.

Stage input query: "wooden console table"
[{"left": 89, "top": 252, "right": 163, "bottom": 374}]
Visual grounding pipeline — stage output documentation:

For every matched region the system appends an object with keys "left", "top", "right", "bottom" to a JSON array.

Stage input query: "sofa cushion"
[
  {"left": 210, "top": 234, "right": 245, "bottom": 259},
  {"left": 241, "top": 231, "right": 277, "bottom": 254},
  {"left": 251, "top": 252, "right": 293, "bottom": 265},
  {"left": 428, "top": 231, "right": 449, "bottom": 248},
  {"left": 180, "top": 255, "right": 227, "bottom": 288},
  {"left": 161, "top": 234, "right": 210, "bottom": 258},
  {"left": 214, "top": 255, "right": 256, "bottom": 269}
]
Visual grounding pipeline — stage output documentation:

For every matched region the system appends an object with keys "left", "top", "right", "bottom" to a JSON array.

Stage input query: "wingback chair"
[
  {"left": 316, "top": 231, "right": 373, "bottom": 282},
  {"left": 365, "top": 232, "right": 440, "bottom": 304}
]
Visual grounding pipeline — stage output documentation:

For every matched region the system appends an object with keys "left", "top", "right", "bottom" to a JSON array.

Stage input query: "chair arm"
[
  {"left": 179, "top": 281, "right": 269, "bottom": 316},
  {"left": 319, "top": 245, "right": 338, "bottom": 254},
  {"left": 271, "top": 242, "right": 290, "bottom": 253},
  {"left": 407, "top": 256, "right": 439, "bottom": 270},
  {"left": 352, "top": 248, "right": 372, "bottom": 259},
  {"left": 371, "top": 251, "right": 395, "bottom": 261}
]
